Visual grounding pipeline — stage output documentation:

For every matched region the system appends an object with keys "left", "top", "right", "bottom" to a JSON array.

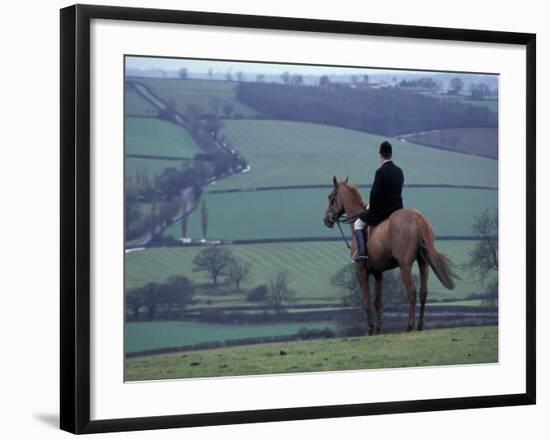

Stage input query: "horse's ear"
[
  {"left": 343, "top": 176, "right": 349, "bottom": 184},
  {"left": 333, "top": 176, "right": 338, "bottom": 187}
]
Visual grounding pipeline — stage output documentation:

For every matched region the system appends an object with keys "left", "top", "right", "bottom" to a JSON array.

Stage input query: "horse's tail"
[{"left": 418, "top": 217, "right": 459, "bottom": 290}]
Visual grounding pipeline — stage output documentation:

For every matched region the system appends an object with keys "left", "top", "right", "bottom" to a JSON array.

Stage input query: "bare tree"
[
  {"left": 331, "top": 265, "right": 411, "bottom": 313},
  {"left": 280, "top": 71, "right": 290, "bottom": 84},
  {"left": 208, "top": 97, "right": 222, "bottom": 117},
  {"left": 468, "top": 208, "right": 498, "bottom": 304},
  {"left": 269, "top": 271, "right": 295, "bottom": 313},
  {"left": 192, "top": 246, "right": 234, "bottom": 286},
  {"left": 228, "top": 257, "right": 251, "bottom": 290},
  {"left": 449, "top": 77, "right": 464, "bottom": 95},
  {"left": 319, "top": 75, "right": 330, "bottom": 87},
  {"left": 331, "top": 265, "right": 415, "bottom": 335}
]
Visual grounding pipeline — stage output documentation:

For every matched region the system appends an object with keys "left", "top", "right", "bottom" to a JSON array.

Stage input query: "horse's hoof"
[
  {"left": 376, "top": 327, "right": 383, "bottom": 335},
  {"left": 417, "top": 325, "right": 424, "bottom": 331},
  {"left": 367, "top": 327, "right": 375, "bottom": 336},
  {"left": 406, "top": 325, "right": 413, "bottom": 332}
]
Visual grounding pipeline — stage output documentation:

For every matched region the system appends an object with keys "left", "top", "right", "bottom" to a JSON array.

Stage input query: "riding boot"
[{"left": 353, "top": 229, "right": 368, "bottom": 263}]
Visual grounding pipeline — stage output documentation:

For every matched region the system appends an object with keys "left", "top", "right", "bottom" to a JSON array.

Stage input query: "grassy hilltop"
[{"left": 125, "top": 326, "right": 498, "bottom": 381}]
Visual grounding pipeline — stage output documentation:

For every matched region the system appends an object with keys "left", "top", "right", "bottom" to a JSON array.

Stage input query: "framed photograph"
[{"left": 60, "top": 4, "right": 536, "bottom": 434}]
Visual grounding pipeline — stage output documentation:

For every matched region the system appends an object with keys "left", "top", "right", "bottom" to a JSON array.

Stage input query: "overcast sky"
[{"left": 125, "top": 56, "right": 444, "bottom": 77}]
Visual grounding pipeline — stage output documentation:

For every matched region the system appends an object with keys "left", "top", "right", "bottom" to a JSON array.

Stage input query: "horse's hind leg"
[
  {"left": 417, "top": 258, "right": 429, "bottom": 331},
  {"left": 399, "top": 266, "right": 417, "bottom": 332},
  {"left": 373, "top": 272, "right": 384, "bottom": 334},
  {"left": 356, "top": 265, "right": 375, "bottom": 335}
]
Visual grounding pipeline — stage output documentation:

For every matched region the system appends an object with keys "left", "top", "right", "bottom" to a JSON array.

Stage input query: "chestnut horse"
[{"left": 324, "top": 177, "right": 457, "bottom": 334}]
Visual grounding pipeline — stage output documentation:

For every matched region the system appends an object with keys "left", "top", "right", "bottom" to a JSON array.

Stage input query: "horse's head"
[{"left": 323, "top": 176, "right": 348, "bottom": 228}]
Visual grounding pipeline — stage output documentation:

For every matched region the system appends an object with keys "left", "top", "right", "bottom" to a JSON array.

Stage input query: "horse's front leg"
[
  {"left": 373, "top": 272, "right": 384, "bottom": 334},
  {"left": 356, "top": 265, "right": 374, "bottom": 335}
]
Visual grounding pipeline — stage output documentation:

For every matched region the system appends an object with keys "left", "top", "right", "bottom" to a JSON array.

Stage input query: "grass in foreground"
[{"left": 125, "top": 326, "right": 497, "bottom": 381}]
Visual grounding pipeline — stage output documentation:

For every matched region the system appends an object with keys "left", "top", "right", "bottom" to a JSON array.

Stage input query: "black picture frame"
[{"left": 60, "top": 4, "right": 536, "bottom": 434}]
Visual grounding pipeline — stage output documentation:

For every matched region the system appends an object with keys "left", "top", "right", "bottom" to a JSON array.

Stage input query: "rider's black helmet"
[{"left": 379, "top": 141, "right": 392, "bottom": 158}]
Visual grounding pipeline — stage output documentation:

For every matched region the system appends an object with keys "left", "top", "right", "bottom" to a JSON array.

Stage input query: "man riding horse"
[{"left": 353, "top": 141, "right": 404, "bottom": 263}]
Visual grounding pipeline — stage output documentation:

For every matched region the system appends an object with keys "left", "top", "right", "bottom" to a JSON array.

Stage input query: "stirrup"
[{"left": 352, "top": 252, "right": 368, "bottom": 264}]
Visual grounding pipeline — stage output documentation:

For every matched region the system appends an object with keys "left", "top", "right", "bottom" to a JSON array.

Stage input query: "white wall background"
[{"left": 0, "top": 0, "right": 546, "bottom": 437}]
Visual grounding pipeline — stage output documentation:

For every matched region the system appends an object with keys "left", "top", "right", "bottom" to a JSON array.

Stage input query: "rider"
[{"left": 353, "top": 141, "right": 404, "bottom": 263}]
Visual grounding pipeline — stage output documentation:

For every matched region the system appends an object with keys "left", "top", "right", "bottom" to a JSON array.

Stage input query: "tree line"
[{"left": 235, "top": 82, "right": 497, "bottom": 137}]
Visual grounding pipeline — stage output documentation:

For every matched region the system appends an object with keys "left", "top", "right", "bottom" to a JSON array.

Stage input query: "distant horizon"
[{"left": 125, "top": 56, "right": 498, "bottom": 79}]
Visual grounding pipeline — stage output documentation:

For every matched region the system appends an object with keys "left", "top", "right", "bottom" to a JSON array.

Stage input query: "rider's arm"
[{"left": 369, "top": 169, "right": 383, "bottom": 209}]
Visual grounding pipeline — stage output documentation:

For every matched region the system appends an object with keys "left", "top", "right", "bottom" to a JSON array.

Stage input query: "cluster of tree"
[
  {"left": 398, "top": 77, "right": 439, "bottom": 91},
  {"left": 125, "top": 165, "right": 205, "bottom": 241},
  {"left": 192, "top": 246, "right": 296, "bottom": 311},
  {"left": 235, "top": 82, "right": 497, "bottom": 137},
  {"left": 469, "top": 82, "right": 492, "bottom": 99},
  {"left": 192, "top": 246, "right": 251, "bottom": 288},
  {"left": 281, "top": 71, "right": 304, "bottom": 85},
  {"left": 125, "top": 276, "right": 195, "bottom": 320}
]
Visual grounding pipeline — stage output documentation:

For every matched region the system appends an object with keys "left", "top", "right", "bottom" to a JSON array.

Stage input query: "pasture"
[
  {"left": 398, "top": 127, "right": 498, "bottom": 159},
  {"left": 125, "top": 320, "right": 337, "bottom": 353},
  {"left": 429, "top": 94, "right": 499, "bottom": 113},
  {"left": 125, "top": 87, "right": 159, "bottom": 116},
  {"left": 132, "top": 77, "right": 258, "bottom": 118},
  {"left": 125, "top": 116, "right": 201, "bottom": 158},
  {"left": 163, "top": 186, "right": 497, "bottom": 240},
  {"left": 125, "top": 240, "right": 485, "bottom": 301},
  {"left": 124, "top": 326, "right": 498, "bottom": 381},
  {"left": 212, "top": 120, "right": 498, "bottom": 190}
]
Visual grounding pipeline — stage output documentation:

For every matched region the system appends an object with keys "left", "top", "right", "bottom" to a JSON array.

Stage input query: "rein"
[
  {"left": 333, "top": 213, "right": 360, "bottom": 250},
  {"left": 336, "top": 221, "right": 351, "bottom": 250}
]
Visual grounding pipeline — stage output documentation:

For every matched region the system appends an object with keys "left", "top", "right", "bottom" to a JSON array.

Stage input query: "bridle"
[{"left": 326, "top": 188, "right": 360, "bottom": 250}]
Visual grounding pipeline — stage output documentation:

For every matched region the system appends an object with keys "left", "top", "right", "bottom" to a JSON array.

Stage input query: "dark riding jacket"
[{"left": 360, "top": 160, "right": 404, "bottom": 227}]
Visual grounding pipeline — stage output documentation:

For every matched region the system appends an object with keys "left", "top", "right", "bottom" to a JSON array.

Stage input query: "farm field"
[
  {"left": 124, "top": 326, "right": 498, "bottom": 381},
  {"left": 125, "top": 86, "right": 159, "bottom": 116},
  {"left": 211, "top": 120, "right": 498, "bottom": 190},
  {"left": 125, "top": 240, "right": 484, "bottom": 301},
  {"left": 429, "top": 94, "right": 498, "bottom": 113},
  {"left": 398, "top": 127, "right": 498, "bottom": 159},
  {"left": 132, "top": 77, "right": 258, "bottom": 118},
  {"left": 125, "top": 320, "right": 337, "bottom": 354},
  {"left": 163, "top": 186, "right": 497, "bottom": 240},
  {"left": 125, "top": 116, "right": 201, "bottom": 158}
]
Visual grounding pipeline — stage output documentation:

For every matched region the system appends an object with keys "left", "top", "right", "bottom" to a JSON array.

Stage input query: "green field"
[
  {"left": 164, "top": 186, "right": 497, "bottom": 241},
  {"left": 124, "top": 326, "right": 498, "bottom": 381},
  {"left": 125, "top": 320, "right": 337, "bottom": 353},
  {"left": 125, "top": 240, "right": 483, "bottom": 301},
  {"left": 399, "top": 127, "right": 498, "bottom": 158},
  {"left": 133, "top": 78, "right": 258, "bottom": 118},
  {"left": 125, "top": 87, "right": 159, "bottom": 116},
  {"left": 125, "top": 117, "right": 201, "bottom": 158},
  {"left": 212, "top": 120, "right": 497, "bottom": 190},
  {"left": 428, "top": 94, "right": 499, "bottom": 113}
]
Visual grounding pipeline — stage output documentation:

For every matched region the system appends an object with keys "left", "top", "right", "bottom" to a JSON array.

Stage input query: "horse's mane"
[{"left": 342, "top": 182, "right": 365, "bottom": 207}]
